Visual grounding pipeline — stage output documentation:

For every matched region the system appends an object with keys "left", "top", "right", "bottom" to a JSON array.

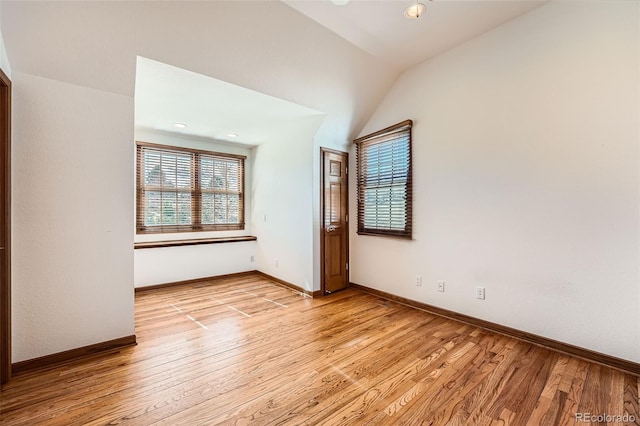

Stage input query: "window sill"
[
  {"left": 356, "top": 231, "right": 412, "bottom": 240},
  {"left": 134, "top": 236, "right": 257, "bottom": 250}
]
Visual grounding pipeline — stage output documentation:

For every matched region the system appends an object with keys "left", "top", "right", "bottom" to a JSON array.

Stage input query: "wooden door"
[
  {"left": 321, "top": 149, "right": 348, "bottom": 294},
  {"left": 0, "top": 68, "right": 10, "bottom": 385}
]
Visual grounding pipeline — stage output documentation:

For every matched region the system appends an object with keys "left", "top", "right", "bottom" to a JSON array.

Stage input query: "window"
[
  {"left": 355, "top": 120, "right": 413, "bottom": 239},
  {"left": 136, "top": 142, "right": 245, "bottom": 234}
]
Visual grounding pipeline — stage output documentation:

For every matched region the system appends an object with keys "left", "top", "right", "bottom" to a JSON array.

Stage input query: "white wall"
[
  {"left": 12, "top": 72, "right": 134, "bottom": 362},
  {"left": 135, "top": 242, "right": 255, "bottom": 287},
  {"left": 134, "top": 125, "right": 331, "bottom": 292},
  {"left": 252, "top": 117, "right": 325, "bottom": 292},
  {"left": 350, "top": 1, "right": 640, "bottom": 362},
  {"left": 133, "top": 129, "right": 257, "bottom": 288}
]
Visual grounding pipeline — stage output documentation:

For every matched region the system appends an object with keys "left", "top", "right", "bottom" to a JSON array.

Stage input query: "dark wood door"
[
  {"left": 0, "top": 69, "right": 11, "bottom": 385},
  {"left": 321, "top": 149, "right": 348, "bottom": 294}
]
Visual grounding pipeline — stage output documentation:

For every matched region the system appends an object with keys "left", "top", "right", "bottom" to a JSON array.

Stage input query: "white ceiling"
[
  {"left": 133, "top": 1, "right": 546, "bottom": 143},
  {"left": 283, "top": 0, "right": 546, "bottom": 71},
  {"left": 2, "top": 1, "right": 547, "bottom": 146},
  {"left": 135, "top": 57, "right": 324, "bottom": 146}
]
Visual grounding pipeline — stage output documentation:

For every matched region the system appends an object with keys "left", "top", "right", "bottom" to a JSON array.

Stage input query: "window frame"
[
  {"left": 136, "top": 141, "right": 246, "bottom": 234},
  {"left": 354, "top": 119, "right": 413, "bottom": 239}
]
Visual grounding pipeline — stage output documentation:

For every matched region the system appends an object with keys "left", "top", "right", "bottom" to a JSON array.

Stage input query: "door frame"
[
  {"left": 320, "top": 147, "right": 349, "bottom": 296},
  {"left": 0, "top": 67, "right": 11, "bottom": 385}
]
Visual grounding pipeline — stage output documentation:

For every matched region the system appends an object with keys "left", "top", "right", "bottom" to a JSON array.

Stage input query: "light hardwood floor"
[{"left": 1, "top": 274, "right": 638, "bottom": 425}]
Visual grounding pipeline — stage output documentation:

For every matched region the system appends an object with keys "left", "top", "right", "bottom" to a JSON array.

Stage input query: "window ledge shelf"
[{"left": 134, "top": 236, "right": 257, "bottom": 250}]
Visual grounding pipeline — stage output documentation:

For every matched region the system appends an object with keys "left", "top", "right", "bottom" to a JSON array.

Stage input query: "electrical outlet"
[
  {"left": 476, "top": 286, "right": 485, "bottom": 300},
  {"left": 250, "top": 255, "right": 255, "bottom": 262},
  {"left": 415, "top": 275, "right": 423, "bottom": 287},
  {"left": 275, "top": 258, "right": 279, "bottom": 267},
  {"left": 437, "top": 280, "right": 445, "bottom": 292}
]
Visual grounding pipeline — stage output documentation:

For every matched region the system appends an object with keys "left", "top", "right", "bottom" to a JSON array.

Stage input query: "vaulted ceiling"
[
  {"left": 1, "top": 1, "right": 546, "bottom": 145},
  {"left": 1, "top": 1, "right": 398, "bottom": 145},
  {"left": 284, "top": 0, "right": 545, "bottom": 71}
]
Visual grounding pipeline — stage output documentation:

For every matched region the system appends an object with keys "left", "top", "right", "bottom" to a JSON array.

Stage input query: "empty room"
[{"left": 0, "top": 0, "right": 638, "bottom": 424}]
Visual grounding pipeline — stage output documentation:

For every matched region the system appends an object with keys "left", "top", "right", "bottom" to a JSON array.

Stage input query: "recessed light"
[
  {"left": 173, "top": 123, "right": 188, "bottom": 129},
  {"left": 405, "top": 2, "right": 426, "bottom": 19},
  {"left": 227, "top": 133, "right": 238, "bottom": 138}
]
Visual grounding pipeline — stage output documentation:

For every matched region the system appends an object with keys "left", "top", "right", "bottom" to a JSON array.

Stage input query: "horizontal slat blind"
[
  {"left": 198, "top": 153, "right": 245, "bottom": 227},
  {"left": 136, "top": 142, "right": 245, "bottom": 234},
  {"left": 139, "top": 148, "right": 193, "bottom": 229},
  {"left": 355, "top": 120, "right": 412, "bottom": 238}
]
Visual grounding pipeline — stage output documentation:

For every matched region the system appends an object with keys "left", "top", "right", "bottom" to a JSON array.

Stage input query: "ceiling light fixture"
[
  {"left": 173, "top": 122, "right": 188, "bottom": 129},
  {"left": 227, "top": 133, "right": 238, "bottom": 138},
  {"left": 405, "top": 1, "right": 426, "bottom": 19}
]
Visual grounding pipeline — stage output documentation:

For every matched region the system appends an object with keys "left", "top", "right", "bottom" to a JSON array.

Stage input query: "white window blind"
[
  {"left": 136, "top": 142, "right": 245, "bottom": 234},
  {"left": 355, "top": 120, "right": 412, "bottom": 239}
]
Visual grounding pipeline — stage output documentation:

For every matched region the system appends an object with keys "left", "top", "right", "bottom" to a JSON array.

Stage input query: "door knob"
[{"left": 326, "top": 225, "right": 337, "bottom": 233}]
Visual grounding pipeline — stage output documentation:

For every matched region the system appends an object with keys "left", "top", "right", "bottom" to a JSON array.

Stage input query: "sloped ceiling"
[
  {"left": 135, "top": 56, "right": 325, "bottom": 146},
  {"left": 0, "top": 1, "right": 547, "bottom": 144},
  {"left": 283, "top": 0, "right": 546, "bottom": 72},
  {"left": 1, "top": 1, "right": 398, "bottom": 144}
]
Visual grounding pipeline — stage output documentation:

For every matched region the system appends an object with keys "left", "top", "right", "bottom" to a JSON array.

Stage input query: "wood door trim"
[
  {"left": 320, "top": 148, "right": 349, "bottom": 296},
  {"left": 0, "top": 67, "right": 11, "bottom": 385}
]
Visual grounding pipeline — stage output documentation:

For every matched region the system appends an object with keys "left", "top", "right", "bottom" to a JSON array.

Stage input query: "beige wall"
[{"left": 0, "top": 5, "right": 10, "bottom": 77}]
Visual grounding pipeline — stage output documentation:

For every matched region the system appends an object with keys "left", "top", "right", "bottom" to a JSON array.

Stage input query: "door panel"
[
  {"left": 329, "top": 234, "right": 342, "bottom": 276},
  {"left": 321, "top": 149, "right": 348, "bottom": 294},
  {"left": 329, "top": 183, "right": 341, "bottom": 222}
]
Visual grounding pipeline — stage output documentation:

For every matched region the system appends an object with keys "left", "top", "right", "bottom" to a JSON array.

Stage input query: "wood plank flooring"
[{"left": 0, "top": 273, "right": 638, "bottom": 425}]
